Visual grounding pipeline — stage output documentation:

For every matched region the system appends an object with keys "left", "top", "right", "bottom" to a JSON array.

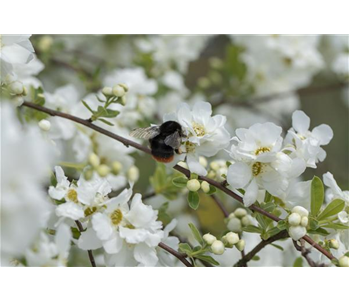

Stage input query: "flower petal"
[
  {"left": 78, "top": 227, "right": 103, "bottom": 250},
  {"left": 243, "top": 178, "right": 258, "bottom": 207},
  {"left": 134, "top": 243, "right": 158, "bottom": 266},
  {"left": 227, "top": 162, "right": 252, "bottom": 189},
  {"left": 292, "top": 110, "right": 310, "bottom": 134},
  {"left": 312, "top": 124, "right": 333, "bottom": 145}
]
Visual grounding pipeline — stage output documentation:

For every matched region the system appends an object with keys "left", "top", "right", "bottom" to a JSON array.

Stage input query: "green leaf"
[
  {"left": 277, "top": 220, "right": 287, "bottom": 230},
  {"left": 344, "top": 252, "right": 349, "bottom": 257},
  {"left": 172, "top": 177, "right": 188, "bottom": 188},
  {"left": 81, "top": 100, "right": 95, "bottom": 114},
  {"left": 310, "top": 176, "right": 324, "bottom": 216},
  {"left": 266, "top": 226, "right": 281, "bottom": 237},
  {"left": 307, "top": 228, "right": 330, "bottom": 236},
  {"left": 317, "top": 199, "right": 345, "bottom": 220},
  {"left": 188, "top": 191, "right": 200, "bottom": 210},
  {"left": 309, "top": 219, "right": 319, "bottom": 230},
  {"left": 178, "top": 243, "right": 192, "bottom": 255},
  {"left": 195, "top": 255, "right": 220, "bottom": 266},
  {"left": 242, "top": 225, "right": 263, "bottom": 234},
  {"left": 190, "top": 173, "right": 199, "bottom": 180},
  {"left": 188, "top": 223, "right": 204, "bottom": 246},
  {"left": 206, "top": 185, "right": 217, "bottom": 195},
  {"left": 322, "top": 223, "right": 349, "bottom": 230},
  {"left": 104, "top": 108, "right": 120, "bottom": 118},
  {"left": 264, "top": 191, "right": 273, "bottom": 203},
  {"left": 293, "top": 257, "right": 303, "bottom": 267},
  {"left": 271, "top": 244, "right": 284, "bottom": 251},
  {"left": 252, "top": 255, "right": 260, "bottom": 261},
  {"left": 98, "top": 118, "right": 114, "bottom": 126}
]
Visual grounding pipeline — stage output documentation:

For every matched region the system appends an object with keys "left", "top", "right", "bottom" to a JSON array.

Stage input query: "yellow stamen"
[
  {"left": 67, "top": 189, "right": 78, "bottom": 203},
  {"left": 110, "top": 209, "right": 123, "bottom": 225}
]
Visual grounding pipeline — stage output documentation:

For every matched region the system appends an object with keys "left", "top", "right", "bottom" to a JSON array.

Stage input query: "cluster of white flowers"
[
  {"left": 135, "top": 35, "right": 211, "bottom": 74},
  {"left": 232, "top": 35, "right": 324, "bottom": 96},
  {"left": 227, "top": 110, "right": 332, "bottom": 206},
  {"left": 1, "top": 103, "right": 56, "bottom": 265},
  {"left": 164, "top": 101, "right": 230, "bottom": 176},
  {"left": 48, "top": 167, "right": 177, "bottom": 266}
]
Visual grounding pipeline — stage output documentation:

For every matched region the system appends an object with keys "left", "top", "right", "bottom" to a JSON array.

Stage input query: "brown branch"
[
  {"left": 210, "top": 194, "right": 229, "bottom": 218},
  {"left": 21, "top": 101, "right": 335, "bottom": 262},
  {"left": 75, "top": 220, "right": 97, "bottom": 300},
  {"left": 293, "top": 239, "right": 326, "bottom": 267},
  {"left": 234, "top": 230, "right": 289, "bottom": 267},
  {"left": 158, "top": 242, "right": 193, "bottom": 267}
]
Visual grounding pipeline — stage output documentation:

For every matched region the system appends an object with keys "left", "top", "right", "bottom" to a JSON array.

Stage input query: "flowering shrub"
[{"left": 1, "top": 34, "right": 348, "bottom": 267}]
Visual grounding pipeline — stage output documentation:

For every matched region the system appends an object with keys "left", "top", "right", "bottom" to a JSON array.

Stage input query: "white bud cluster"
[
  {"left": 38, "top": 119, "right": 51, "bottom": 131},
  {"left": 222, "top": 231, "right": 245, "bottom": 251},
  {"left": 288, "top": 206, "right": 309, "bottom": 240},
  {"left": 207, "top": 159, "right": 229, "bottom": 181},
  {"left": 4, "top": 75, "right": 27, "bottom": 106},
  {"left": 87, "top": 153, "right": 124, "bottom": 178},
  {"left": 204, "top": 230, "right": 245, "bottom": 255},
  {"left": 186, "top": 178, "right": 211, "bottom": 194},
  {"left": 226, "top": 208, "right": 252, "bottom": 233}
]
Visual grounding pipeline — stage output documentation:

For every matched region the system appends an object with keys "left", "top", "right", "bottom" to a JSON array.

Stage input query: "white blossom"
[
  {"left": 285, "top": 110, "right": 333, "bottom": 168},
  {"left": 227, "top": 122, "right": 305, "bottom": 206},
  {"left": 164, "top": 101, "right": 230, "bottom": 176},
  {"left": 1, "top": 103, "right": 55, "bottom": 265},
  {"left": 0, "top": 34, "right": 35, "bottom": 80}
]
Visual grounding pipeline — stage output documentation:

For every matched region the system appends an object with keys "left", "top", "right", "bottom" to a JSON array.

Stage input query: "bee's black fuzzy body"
[{"left": 150, "top": 121, "right": 182, "bottom": 163}]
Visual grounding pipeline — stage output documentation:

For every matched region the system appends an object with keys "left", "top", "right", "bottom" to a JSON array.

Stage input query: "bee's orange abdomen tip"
[{"left": 152, "top": 155, "right": 174, "bottom": 163}]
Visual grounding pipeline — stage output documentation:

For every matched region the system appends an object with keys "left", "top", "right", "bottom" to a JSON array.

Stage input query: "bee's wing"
[
  {"left": 164, "top": 131, "right": 181, "bottom": 149},
  {"left": 129, "top": 126, "right": 160, "bottom": 140}
]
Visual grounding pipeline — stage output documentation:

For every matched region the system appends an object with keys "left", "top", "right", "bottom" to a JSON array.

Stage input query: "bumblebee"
[{"left": 130, "top": 121, "right": 185, "bottom": 163}]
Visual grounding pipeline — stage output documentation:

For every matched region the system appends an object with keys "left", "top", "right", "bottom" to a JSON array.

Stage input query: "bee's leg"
[{"left": 175, "top": 148, "right": 182, "bottom": 154}]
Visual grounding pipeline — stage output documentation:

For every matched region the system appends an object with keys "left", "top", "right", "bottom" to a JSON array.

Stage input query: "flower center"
[
  {"left": 110, "top": 209, "right": 123, "bottom": 225},
  {"left": 255, "top": 147, "right": 271, "bottom": 155},
  {"left": 192, "top": 122, "right": 206, "bottom": 137},
  {"left": 84, "top": 206, "right": 97, "bottom": 217},
  {"left": 185, "top": 141, "right": 196, "bottom": 153},
  {"left": 252, "top": 162, "right": 263, "bottom": 176},
  {"left": 67, "top": 189, "right": 78, "bottom": 203}
]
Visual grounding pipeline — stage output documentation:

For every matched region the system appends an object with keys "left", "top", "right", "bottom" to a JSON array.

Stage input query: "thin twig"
[
  {"left": 234, "top": 230, "right": 289, "bottom": 267},
  {"left": 75, "top": 220, "right": 97, "bottom": 300},
  {"left": 21, "top": 101, "right": 335, "bottom": 262},
  {"left": 158, "top": 242, "right": 193, "bottom": 267},
  {"left": 293, "top": 239, "right": 326, "bottom": 267},
  {"left": 210, "top": 194, "right": 229, "bottom": 218}
]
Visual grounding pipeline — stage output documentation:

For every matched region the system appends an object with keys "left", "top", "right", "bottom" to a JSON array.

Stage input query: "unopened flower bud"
[
  {"left": 207, "top": 170, "right": 216, "bottom": 179},
  {"left": 187, "top": 179, "right": 200, "bottom": 192},
  {"left": 102, "top": 87, "right": 113, "bottom": 96},
  {"left": 198, "top": 77, "right": 210, "bottom": 89},
  {"left": 301, "top": 216, "right": 309, "bottom": 227},
  {"left": 84, "top": 169, "right": 94, "bottom": 180},
  {"left": 199, "top": 156, "right": 207, "bottom": 168},
  {"left": 241, "top": 216, "right": 252, "bottom": 226},
  {"left": 38, "top": 119, "right": 51, "bottom": 131},
  {"left": 225, "top": 232, "right": 239, "bottom": 245},
  {"left": 210, "top": 161, "right": 220, "bottom": 171},
  {"left": 120, "top": 95, "right": 126, "bottom": 105},
  {"left": 234, "top": 208, "right": 247, "bottom": 218},
  {"left": 209, "top": 57, "right": 223, "bottom": 69},
  {"left": 211, "top": 240, "right": 225, "bottom": 255},
  {"left": 38, "top": 36, "right": 53, "bottom": 52},
  {"left": 4, "top": 74, "right": 17, "bottom": 85},
  {"left": 22, "top": 86, "right": 28, "bottom": 96},
  {"left": 228, "top": 212, "right": 235, "bottom": 219},
  {"left": 13, "top": 96, "right": 24, "bottom": 107},
  {"left": 289, "top": 225, "right": 307, "bottom": 241},
  {"left": 9, "top": 81, "right": 24, "bottom": 95},
  {"left": 177, "top": 161, "right": 188, "bottom": 169},
  {"left": 329, "top": 239, "right": 339, "bottom": 250},
  {"left": 89, "top": 153, "right": 100, "bottom": 168},
  {"left": 203, "top": 233, "right": 216, "bottom": 245},
  {"left": 112, "top": 161, "right": 122, "bottom": 174},
  {"left": 288, "top": 213, "right": 301, "bottom": 226},
  {"left": 127, "top": 166, "right": 139, "bottom": 182},
  {"left": 338, "top": 256, "right": 349, "bottom": 267},
  {"left": 113, "top": 84, "right": 126, "bottom": 97},
  {"left": 118, "top": 83, "right": 128, "bottom": 92},
  {"left": 201, "top": 181, "right": 210, "bottom": 193},
  {"left": 236, "top": 239, "right": 245, "bottom": 251},
  {"left": 97, "top": 164, "right": 110, "bottom": 177},
  {"left": 291, "top": 206, "right": 309, "bottom": 218},
  {"left": 227, "top": 217, "right": 242, "bottom": 233}
]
